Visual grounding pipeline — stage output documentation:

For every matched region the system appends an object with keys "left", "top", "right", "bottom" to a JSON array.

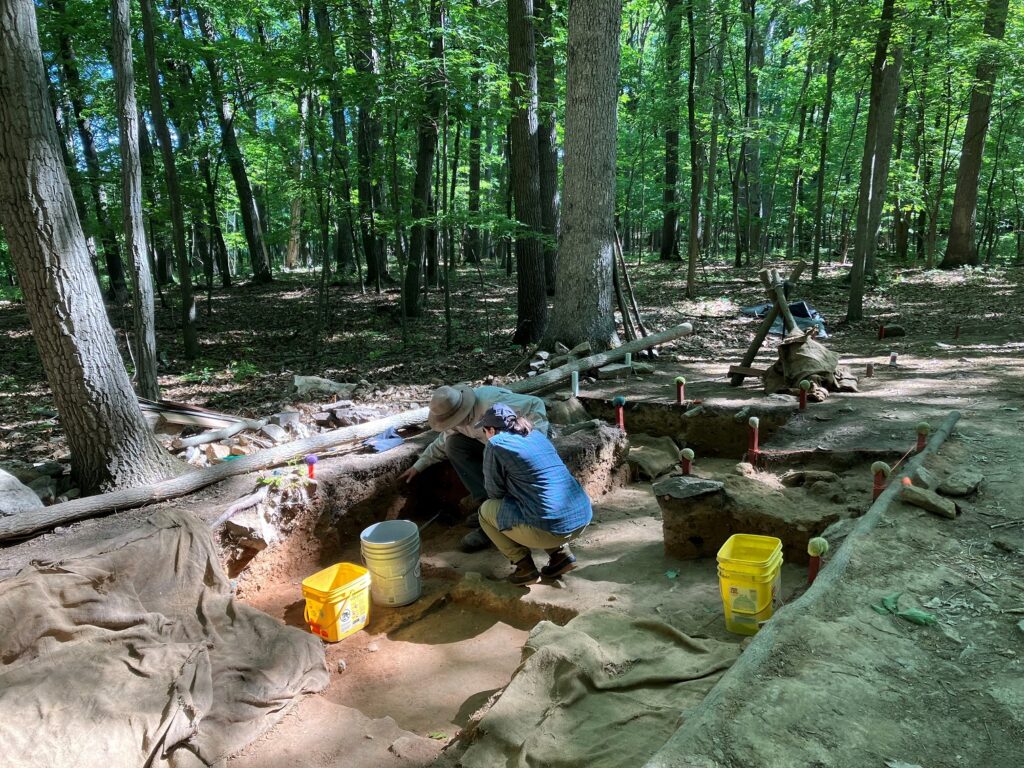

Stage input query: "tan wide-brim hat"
[{"left": 428, "top": 385, "right": 477, "bottom": 432}]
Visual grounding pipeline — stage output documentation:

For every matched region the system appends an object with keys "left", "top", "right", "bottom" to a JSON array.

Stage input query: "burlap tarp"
[
  {"left": 0, "top": 509, "right": 328, "bottom": 768},
  {"left": 460, "top": 609, "right": 740, "bottom": 768},
  {"left": 764, "top": 336, "right": 859, "bottom": 396}
]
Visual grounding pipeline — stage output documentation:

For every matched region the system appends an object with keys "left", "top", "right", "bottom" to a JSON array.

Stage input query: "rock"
[
  {"left": 529, "top": 360, "right": 547, "bottom": 371},
  {"left": 938, "top": 468, "right": 984, "bottom": 498},
  {"left": 779, "top": 470, "right": 840, "bottom": 487},
  {"left": 555, "top": 422, "right": 631, "bottom": 498},
  {"left": 900, "top": 484, "right": 958, "bottom": 519},
  {"left": 270, "top": 411, "right": 302, "bottom": 429},
  {"left": 0, "top": 468, "right": 45, "bottom": 517},
  {"left": 205, "top": 443, "right": 231, "bottom": 462},
  {"left": 548, "top": 354, "right": 570, "bottom": 369},
  {"left": 230, "top": 444, "right": 250, "bottom": 456},
  {"left": 545, "top": 397, "right": 590, "bottom": 426},
  {"left": 33, "top": 460, "right": 66, "bottom": 477},
  {"left": 597, "top": 363, "right": 632, "bottom": 380},
  {"left": 0, "top": 463, "right": 41, "bottom": 484},
  {"left": 881, "top": 324, "right": 907, "bottom": 337},
  {"left": 652, "top": 476, "right": 724, "bottom": 500},
  {"left": 910, "top": 466, "right": 941, "bottom": 490},
  {"left": 312, "top": 412, "right": 334, "bottom": 428},
  {"left": 632, "top": 362, "right": 656, "bottom": 375},
  {"left": 535, "top": 350, "right": 550, "bottom": 361},
  {"left": 224, "top": 509, "right": 272, "bottom": 550},
  {"left": 388, "top": 735, "right": 443, "bottom": 762},
  {"left": 568, "top": 341, "right": 593, "bottom": 357},
  {"left": 808, "top": 480, "right": 842, "bottom": 503},
  {"left": 260, "top": 423, "right": 290, "bottom": 443},
  {"left": 337, "top": 659, "right": 348, "bottom": 673},
  {"left": 293, "top": 374, "right": 356, "bottom": 398},
  {"left": 555, "top": 342, "right": 571, "bottom": 355},
  {"left": 733, "top": 462, "right": 757, "bottom": 477},
  {"left": 63, "top": 488, "right": 81, "bottom": 501},
  {"left": 28, "top": 475, "right": 57, "bottom": 503},
  {"left": 627, "top": 435, "right": 681, "bottom": 480}
]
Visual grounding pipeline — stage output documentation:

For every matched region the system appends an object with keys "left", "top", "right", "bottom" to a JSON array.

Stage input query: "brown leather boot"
[{"left": 508, "top": 555, "right": 539, "bottom": 585}]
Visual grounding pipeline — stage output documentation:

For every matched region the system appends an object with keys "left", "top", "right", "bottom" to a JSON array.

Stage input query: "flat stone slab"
[
  {"left": 628, "top": 435, "right": 681, "bottom": 480},
  {"left": 596, "top": 363, "right": 633, "bottom": 380},
  {"left": 652, "top": 476, "right": 724, "bottom": 500},
  {"left": 939, "top": 468, "right": 984, "bottom": 498},
  {"left": 901, "top": 484, "right": 958, "bottom": 519}
]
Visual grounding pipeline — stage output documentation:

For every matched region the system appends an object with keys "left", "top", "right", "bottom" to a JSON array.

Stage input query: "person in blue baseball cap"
[{"left": 473, "top": 403, "right": 593, "bottom": 585}]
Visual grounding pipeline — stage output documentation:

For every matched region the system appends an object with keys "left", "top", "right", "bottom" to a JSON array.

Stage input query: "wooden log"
[
  {"left": 612, "top": 258, "right": 639, "bottom": 342},
  {"left": 174, "top": 419, "right": 267, "bottom": 449},
  {"left": 762, "top": 268, "right": 802, "bottom": 337},
  {"left": 730, "top": 261, "right": 806, "bottom": 386},
  {"left": 0, "top": 407, "right": 431, "bottom": 541},
  {"left": 728, "top": 365, "right": 769, "bottom": 379},
  {"left": 1, "top": 322, "right": 694, "bottom": 541},
  {"left": 614, "top": 229, "right": 649, "bottom": 338},
  {"left": 516, "top": 321, "right": 694, "bottom": 393}
]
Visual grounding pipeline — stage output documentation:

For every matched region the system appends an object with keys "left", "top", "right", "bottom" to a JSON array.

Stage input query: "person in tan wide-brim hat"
[{"left": 399, "top": 384, "right": 549, "bottom": 552}]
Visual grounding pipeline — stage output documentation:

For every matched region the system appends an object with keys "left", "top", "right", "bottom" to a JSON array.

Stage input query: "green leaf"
[{"left": 896, "top": 609, "right": 937, "bottom": 626}]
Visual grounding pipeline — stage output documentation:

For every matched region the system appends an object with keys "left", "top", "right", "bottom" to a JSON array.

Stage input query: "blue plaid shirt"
[{"left": 483, "top": 430, "right": 593, "bottom": 535}]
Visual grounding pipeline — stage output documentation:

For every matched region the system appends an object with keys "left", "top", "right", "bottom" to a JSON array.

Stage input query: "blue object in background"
[
  {"left": 363, "top": 427, "right": 404, "bottom": 453},
  {"left": 740, "top": 300, "right": 828, "bottom": 338}
]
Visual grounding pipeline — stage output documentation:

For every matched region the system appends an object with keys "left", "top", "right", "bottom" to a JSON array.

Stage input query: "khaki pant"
[{"left": 478, "top": 499, "right": 586, "bottom": 563}]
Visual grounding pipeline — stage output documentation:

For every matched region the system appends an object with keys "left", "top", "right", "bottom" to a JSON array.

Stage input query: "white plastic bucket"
[{"left": 359, "top": 519, "right": 422, "bottom": 607}]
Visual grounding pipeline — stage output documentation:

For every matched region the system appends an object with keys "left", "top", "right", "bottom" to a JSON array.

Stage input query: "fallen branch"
[
  {"left": 175, "top": 419, "right": 266, "bottom": 449},
  {"left": 2, "top": 321, "right": 694, "bottom": 541},
  {"left": 209, "top": 485, "right": 270, "bottom": 529}
]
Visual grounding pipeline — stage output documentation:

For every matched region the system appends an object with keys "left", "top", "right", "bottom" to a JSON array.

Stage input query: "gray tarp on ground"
[
  {"left": 0, "top": 509, "right": 329, "bottom": 768},
  {"left": 460, "top": 610, "right": 740, "bottom": 768}
]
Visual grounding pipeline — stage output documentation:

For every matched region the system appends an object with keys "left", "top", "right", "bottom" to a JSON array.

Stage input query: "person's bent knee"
[{"left": 479, "top": 499, "right": 502, "bottom": 526}]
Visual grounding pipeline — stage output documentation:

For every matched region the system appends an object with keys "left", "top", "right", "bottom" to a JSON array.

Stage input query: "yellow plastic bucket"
[
  {"left": 301, "top": 562, "right": 371, "bottom": 642},
  {"left": 717, "top": 534, "right": 783, "bottom": 636}
]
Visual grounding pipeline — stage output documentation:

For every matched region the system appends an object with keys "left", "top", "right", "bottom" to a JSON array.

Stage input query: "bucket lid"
[{"left": 360, "top": 519, "right": 419, "bottom": 546}]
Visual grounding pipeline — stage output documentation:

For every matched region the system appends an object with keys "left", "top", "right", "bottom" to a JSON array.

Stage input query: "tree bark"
[
  {"left": 51, "top": 0, "right": 128, "bottom": 302},
  {"left": 351, "top": 0, "right": 387, "bottom": 290},
  {"left": 286, "top": 86, "right": 309, "bottom": 271},
  {"left": 507, "top": 0, "right": 548, "bottom": 341},
  {"left": 111, "top": 0, "right": 160, "bottom": 400},
  {"left": 402, "top": 0, "right": 444, "bottom": 318},
  {"left": 536, "top": 0, "right": 560, "bottom": 292},
  {"left": 141, "top": 0, "right": 200, "bottom": 357},
  {"left": 847, "top": 0, "right": 899, "bottom": 322},
  {"left": 465, "top": 28, "right": 483, "bottom": 264},
  {"left": 703, "top": 7, "right": 728, "bottom": 264},
  {"left": 811, "top": 3, "right": 837, "bottom": 279},
  {"left": 660, "top": 0, "right": 683, "bottom": 261},
  {"left": 543, "top": 0, "right": 622, "bottom": 349},
  {"left": 684, "top": 0, "right": 702, "bottom": 298},
  {"left": 740, "top": 0, "right": 764, "bottom": 265},
  {"left": 312, "top": 0, "right": 357, "bottom": 276},
  {"left": 0, "top": 0, "right": 182, "bottom": 492},
  {"left": 940, "top": 0, "right": 1010, "bottom": 268},
  {"left": 195, "top": 4, "right": 273, "bottom": 283}
]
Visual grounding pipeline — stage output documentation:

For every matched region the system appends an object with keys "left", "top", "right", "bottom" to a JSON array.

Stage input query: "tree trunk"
[
  {"left": 0, "top": 0, "right": 182, "bottom": 492},
  {"left": 740, "top": 0, "right": 763, "bottom": 265},
  {"left": 940, "top": 0, "right": 1010, "bottom": 268},
  {"left": 543, "top": 0, "right": 622, "bottom": 349},
  {"left": 351, "top": 0, "right": 387, "bottom": 291},
  {"left": 684, "top": 0, "right": 702, "bottom": 298},
  {"left": 111, "top": 0, "right": 160, "bottom": 400},
  {"left": 659, "top": 0, "right": 682, "bottom": 261},
  {"left": 704, "top": 8, "right": 728, "bottom": 264},
  {"left": 141, "top": 0, "right": 199, "bottom": 357},
  {"left": 401, "top": 0, "right": 444, "bottom": 318},
  {"left": 811, "top": 32, "right": 836, "bottom": 278},
  {"left": 312, "top": 0, "right": 356, "bottom": 277},
  {"left": 787, "top": 56, "right": 814, "bottom": 260},
  {"left": 195, "top": 4, "right": 273, "bottom": 283},
  {"left": 847, "top": 0, "right": 899, "bottom": 322},
  {"left": 465, "top": 33, "right": 483, "bottom": 264},
  {"left": 286, "top": 87, "right": 309, "bottom": 270},
  {"left": 536, "top": 0, "right": 560, "bottom": 293},
  {"left": 52, "top": 0, "right": 128, "bottom": 302},
  {"left": 893, "top": 83, "right": 910, "bottom": 262},
  {"left": 507, "top": 0, "right": 548, "bottom": 341}
]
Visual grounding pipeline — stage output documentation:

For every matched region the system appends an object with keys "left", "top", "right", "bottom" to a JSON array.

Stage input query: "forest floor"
[{"left": 1, "top": 254, "right": 1023, "bottom": 767}]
